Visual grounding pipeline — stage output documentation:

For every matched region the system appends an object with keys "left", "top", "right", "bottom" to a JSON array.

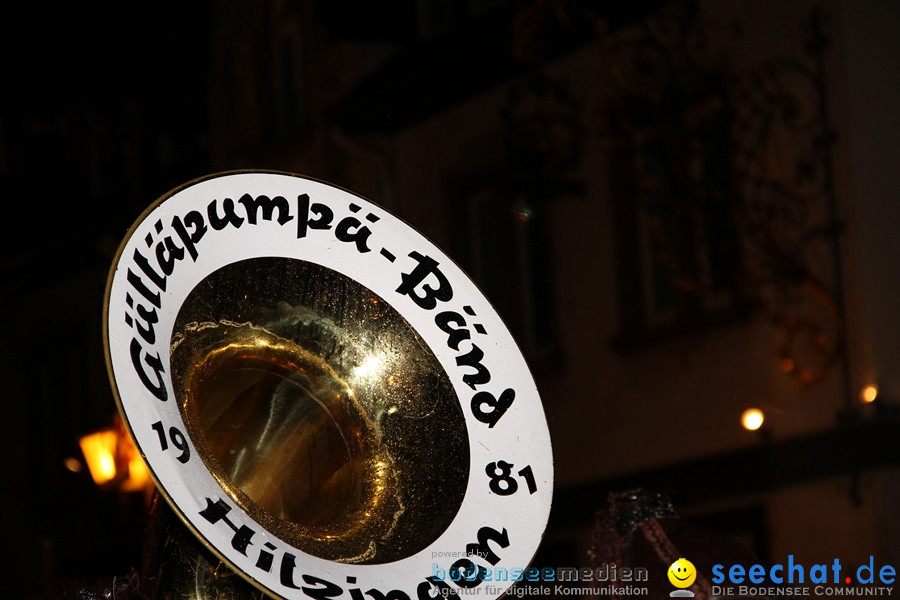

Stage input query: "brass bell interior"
[{"left": 169, "top": 257, "right": 469, "bottom": 564}]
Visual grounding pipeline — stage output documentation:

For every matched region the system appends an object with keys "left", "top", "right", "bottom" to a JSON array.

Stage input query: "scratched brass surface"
[{"left": 169, "top": 257, "right": 469, "bottom": 566}]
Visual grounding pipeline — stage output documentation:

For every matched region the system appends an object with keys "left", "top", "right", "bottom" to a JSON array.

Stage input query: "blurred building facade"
[{"left": 202, "top": 0, "right": 900, "bottom": 579}]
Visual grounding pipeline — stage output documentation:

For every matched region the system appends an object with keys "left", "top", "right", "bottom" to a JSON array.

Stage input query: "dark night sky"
[
  {"left": 0, "top": 2, "right": 214, "bottom": 269},
  {"left": 1, "top": 3, "right": 211, "bottom": 111}
]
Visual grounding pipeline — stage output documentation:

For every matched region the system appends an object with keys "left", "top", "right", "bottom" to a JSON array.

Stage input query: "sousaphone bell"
[{"left": 103, "top": 171, "right": 553, "bottom": 599}]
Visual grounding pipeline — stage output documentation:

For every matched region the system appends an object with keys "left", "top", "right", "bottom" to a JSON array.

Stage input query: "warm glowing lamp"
[
  {"left": 861, "top": 384, "right": 879, "bottom": 404},
  {"left": 79, "top": 429, "right": 120, "bottom": 485},
  {"left": 78, "top": 419, "right": 152, "bottom": 492},
  {"left": 122, "top": 452, "right": 151, "bottom": 492},
  {"left": 741, "top": 408, "right": 765, "bottom": 431}
]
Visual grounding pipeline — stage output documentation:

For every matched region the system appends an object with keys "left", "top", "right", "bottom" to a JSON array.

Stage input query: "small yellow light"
[
  {"left": 122, "top": 454, "right": 151, "bottom": 492},
  {"left": 63, "top": 457, "right": 83, "bottom": 473},
  {"left": 79, "top": 430, "right": 119, "bottom": 485},
  {"left": 861, "top": 384, "right": 879, "bottom": 404},
  {"left": 79, "top": 419, "right": 153, "bottom": 492},
  {"left": 741, "top": 408, "right": 765, "bottom": 431}
]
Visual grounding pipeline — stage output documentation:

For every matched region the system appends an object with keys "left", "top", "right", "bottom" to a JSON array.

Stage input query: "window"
[{"left": 609, "top": 83, "right": 747, "bottom": 350}]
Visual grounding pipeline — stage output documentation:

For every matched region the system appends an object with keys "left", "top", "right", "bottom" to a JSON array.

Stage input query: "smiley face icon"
[{"left": 668, "top": 558, "right": 697, "bottom": 588}]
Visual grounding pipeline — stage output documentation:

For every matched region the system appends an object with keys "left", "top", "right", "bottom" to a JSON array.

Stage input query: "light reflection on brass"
[{"left": 168, "top": 257, "right": 469, "bottom": 565}]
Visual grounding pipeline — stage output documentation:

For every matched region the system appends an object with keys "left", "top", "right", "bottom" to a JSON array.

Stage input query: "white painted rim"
[{"left": 104, "top": 171, "right": 553, "bottom": 600}]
